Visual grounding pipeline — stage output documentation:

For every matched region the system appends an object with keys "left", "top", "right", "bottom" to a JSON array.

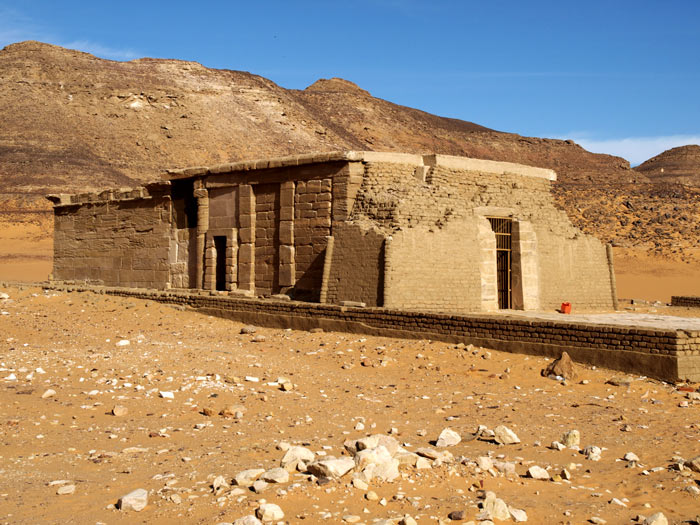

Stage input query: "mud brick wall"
[
  {"left": 385, "top": 220, "right": 483, "bottom": 312},
  {"left": 53, "top": 284, "right": 700, "bottom": 382},
  {"left": 672, "top": 296, "right": 700, "bottom": 308},
  {"left": 53, "top": 195, "right": 171, "bottom": 288},
  {"left": 325, "top": 223, "right": 385, "bottom": 306},
  {"left": 292, "top": 178, "right": 332, "bottom": 300}
]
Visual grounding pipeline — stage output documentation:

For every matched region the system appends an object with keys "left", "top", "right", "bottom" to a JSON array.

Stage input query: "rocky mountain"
[
  {"left": 636, "top": 145, "right": 700, "bottom": 186},
  {"left": 0, "top": 41, "right": 697, "bottom": 257},
  {"left": 0, "top": 41, "right": 638, "bottom": 194}
]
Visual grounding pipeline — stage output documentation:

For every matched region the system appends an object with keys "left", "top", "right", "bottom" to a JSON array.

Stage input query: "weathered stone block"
[{"left": 279, "top": 245, "right": 295, "bottom": 264}]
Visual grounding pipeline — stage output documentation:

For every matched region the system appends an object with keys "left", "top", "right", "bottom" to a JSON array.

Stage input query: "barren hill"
[
  {"left": 636, "top": 144, "right": 700, "bottom": 186},
  {"left": 0, "top": 41, "right": 697, "bottom": 260},
  {"left": 0, "top": 41, "right": 637, "bottom": 195}
]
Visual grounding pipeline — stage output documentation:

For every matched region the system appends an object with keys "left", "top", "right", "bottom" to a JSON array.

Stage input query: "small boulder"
[
  {"left": 308, "top": 457, "right": 355, "bottom": 479},
  {"left": 493, "top": 425, "right": 520, "bottom": 445},
  {"left": 261, "top": 467, "right": 289, "bottom": 483},
  {"left": 542, "top": 352, "right": 576, "bottom": 380},
  {"left": 436, "top": 428, "right": 461, "bottom": 447},
  {"left": 256, "top": 503, "right": 284, "bottom": 521},
  {"left": 280, "top": 446, "right": 315, "bottom": 471},
  {"left": 527, "top": 466, "right": 550, "bottom": 480},
  {"left": 234, "top": 468, "right": 265, "bottom": 487},
  {"left": 112, "top": 405, "right": 128, "bottom": 417},
  {"left": 118, "top": 488, "right": 148, "bottom": 511},
  {"left": 233, "top": 516, "right": 262, "bottom": 525},
  {"left": 644, "top": 513, "right": 668, "bottom": 525},
  {"left": 561, "top": 429, "right": 580, "bottom": 448}
]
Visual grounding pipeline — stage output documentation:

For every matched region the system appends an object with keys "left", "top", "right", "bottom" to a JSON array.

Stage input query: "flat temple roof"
[{"left": 165, "top": 150, "right": 557, "bottom": 182}]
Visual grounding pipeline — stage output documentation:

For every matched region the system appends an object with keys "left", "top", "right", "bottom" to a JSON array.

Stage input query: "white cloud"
[
  {"left": 60, "top": 40, "right": 139, "bottom": 61},
  {"left": 0, "top": 7, "right": 139, "bottom": 61},
  {"left": 561, "top": 134, "right": 700, "bottom": 166}
]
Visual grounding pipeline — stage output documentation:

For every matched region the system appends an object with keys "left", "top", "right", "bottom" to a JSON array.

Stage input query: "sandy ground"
[{"left": 0, "top": 285, "right": 699, "bottom": 525}]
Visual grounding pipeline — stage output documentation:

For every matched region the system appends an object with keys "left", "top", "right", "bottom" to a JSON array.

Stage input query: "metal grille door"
[{"left": 487, "top": 218, "right": 512, "bottom": 309}]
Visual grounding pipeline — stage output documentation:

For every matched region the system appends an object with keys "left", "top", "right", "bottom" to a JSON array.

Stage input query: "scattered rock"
[
  {"left": 233, "top": 516, "right": 262, "bottom": 525},
  {"left": 280, "top": 446, "right": 315, "bottom": 471},
  {"left": 527, "top": 466, "right": 550, "bottom": 480},
  {"left": 56, "top": 484, "right": 75, "bottom": 495},
  {"left": 607, "top": 377, "right": 632, "bottom": 387},
  {"left": 644, "top": 513, "right": 668, "bottom": 525},
  {"left": 118, "top": 488, "right": 148, "bottom": 511},
  {"left": 240, "top": 325, "right": 257, "bottom": 334},
  {"left": 112, "top": 405, "right": 128, "bottom": 417},
  {"left": 509, "top": 507, "right": 528, "bottom": 522},
  {"left": 261, "top": 467, "right": 289, "bottom": 483},
  {"left": 493, "top": 425, "right": 520, "bottom": 445},
  {"left": 220, "top": 404, "right": 246, "bottom": 418},
  {"left": 562, "top": 429, "right": 580, "bottom": 448},
  {"left": 448, "top": 509, "right": 466, "bottom": 520},
  {"left": 308, "top": 457, "right": 355, "bottom": 478},
  {"left": 436, "top": 427, "right": 461, "bottom": 447},
  {"left": 542, "top": 351, "right": 576, "bottom": 380},
  {"left": 251, "top": 479, "right": 268, "bottom": 493},
  {"left": 624, "top": 452, "right": 640, "bottom": 462},
  {"left": 685, "top": 455, "right": 700, "bottom": 473},
  {"left": 256, "top": 503, "right": 284, "bottom": 521},
  {"left": 234, "top": 469, "right": 265, "bottom": 487},
  {"left": 41, "top": 389, "right": 56, "bottom": 399},
  {"left": 583, "top": 446, "right": 602, "bottom": 461},
  {"left": 159, "top": 391, "right": 174, "bottom": 399},
  {"left": 480, "top": 491, "right": 510, "bottom": 521},
  {"left": 212, "top": 475, "right": 229, "bottom": 493}
]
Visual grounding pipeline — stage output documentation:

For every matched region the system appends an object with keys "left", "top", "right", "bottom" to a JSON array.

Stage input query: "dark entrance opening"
[
  {"left": 214, "top": 236, "right": 227, "bottom": 291},
  {"left": 488, "top": 217, "right": 512, "bottom": 309}
]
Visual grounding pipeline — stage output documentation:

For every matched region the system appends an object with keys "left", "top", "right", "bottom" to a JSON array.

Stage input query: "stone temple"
[{"left": 47, "top": 151, "right": 617, "bottom": 313}]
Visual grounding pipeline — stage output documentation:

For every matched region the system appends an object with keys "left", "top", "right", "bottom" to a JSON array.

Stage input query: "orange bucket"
[{"left": 560, "top": 302, "right": 572, "bottom": 314}]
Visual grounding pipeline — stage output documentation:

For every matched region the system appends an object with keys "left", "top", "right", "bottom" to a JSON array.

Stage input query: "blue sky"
[{"left": 1, "top": 0, "right": 699, "bottom": 165}]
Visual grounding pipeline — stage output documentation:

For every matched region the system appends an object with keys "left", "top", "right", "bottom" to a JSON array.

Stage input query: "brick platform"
[
  {"left": 46, "top": 284, "right": 700, "bottom": 383},
  {"left": 671, "top": 296, "right": 700, "bottom": 308}
]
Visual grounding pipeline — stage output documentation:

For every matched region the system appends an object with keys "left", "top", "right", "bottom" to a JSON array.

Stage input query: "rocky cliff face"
[
  {"left": 636, "top": 145, "right": 700, "bottom": 186},
  {"left": 0, "top": 41, "right": 697, "bottom": 256}
]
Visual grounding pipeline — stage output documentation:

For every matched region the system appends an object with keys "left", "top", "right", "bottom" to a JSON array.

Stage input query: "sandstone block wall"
[
  {"left": 325, "top": 223, "right": 385, "bottom": 306},
  {"left": 53, "top": 191, "right": 171, "bottom": 289},
  {"left": 254, "top": 183, "right": 280, "bottom": 296},
  {"left": 293, "top": 177, "right": 332, "bottom": 300}
]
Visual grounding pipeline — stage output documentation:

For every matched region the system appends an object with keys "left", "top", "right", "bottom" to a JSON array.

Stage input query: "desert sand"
[{"left": 1, "top": 284, "right": 699, "bottom": 525}]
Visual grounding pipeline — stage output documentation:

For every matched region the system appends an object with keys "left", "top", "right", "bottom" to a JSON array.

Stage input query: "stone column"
[
  {"left": 381, "top": 236, "right": 392, "bottom": 308},
  {"left": 606, "top": 244, "right": 619, "bottom": 310},
  {"left": 194, "top": 185, "right": 208, "bottom": 290},
  {"left": 279, "top": 181, "right": 296, "bottom": 290},
  {"left": 477, "top": 217, "right": 499, "bottom": 312},
  {"left": 319, "top": 235, "right": 334, "bottom": 304},
  {"left": 203, "top": 234, "right": 216, "bottom": 290},
  {"left": 226, "top": 229, "right": 238, "bottom": 291},
  {"left": 237, "top": 184, "right": 255, "bottom": 292}
]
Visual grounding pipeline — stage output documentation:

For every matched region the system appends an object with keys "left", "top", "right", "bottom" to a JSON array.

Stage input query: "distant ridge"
[{"left": 636, "top": 144, "right": 700, "bottom": 186}]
